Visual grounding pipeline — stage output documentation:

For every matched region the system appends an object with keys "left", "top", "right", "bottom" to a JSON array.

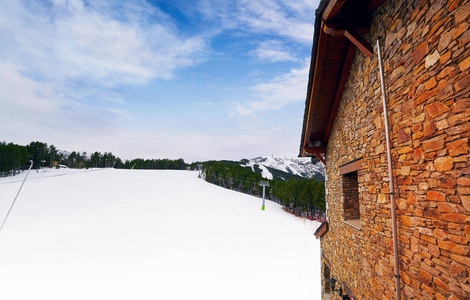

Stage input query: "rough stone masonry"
[{"left": 320, "top": 0, "right": 470, "bottom": 299}]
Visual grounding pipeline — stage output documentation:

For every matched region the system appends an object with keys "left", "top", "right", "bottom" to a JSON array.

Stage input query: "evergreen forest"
[
  {"left": 0, "top": 141, "right": 187, "bottom": 174},
  {"left": 203, "top": 160, "right": 326, "bottom": 216}
]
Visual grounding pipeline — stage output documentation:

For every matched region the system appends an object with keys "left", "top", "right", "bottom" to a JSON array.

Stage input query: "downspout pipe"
[{"left": 377, "top": 39, "right": 401, "bottom": 300}]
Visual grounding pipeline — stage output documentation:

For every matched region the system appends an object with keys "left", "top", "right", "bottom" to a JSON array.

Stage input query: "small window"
[
  {"left": 339, "top": 159, "right": 362, "bottom": 229},
  {"left": 343, "top": 171, "right": 360, "bottom": 220},
  {"left": 323, "top": 263, "right": 331, "bottom": 294}
]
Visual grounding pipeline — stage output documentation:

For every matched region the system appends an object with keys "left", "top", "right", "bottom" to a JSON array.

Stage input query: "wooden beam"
[
  {"left": 323, "top": 22, "right": 344, "bottom": 36},
  {"left": 344, "top": 29, "right": 374, "bottom": 58},
  {"left": 322, "top": 0, "right": 347, "bottom": 21},
  {"left": 323, "top": 22, "right": 370, "bottom": 36},
  {"left": 315, "top": 153, "right": 327, "bottom": 166},
  {"left": 339, "top": 158, "right": 362, "bottom": 175},
  {"left": 323, "top": 43, "right": 357, "bottom": 145},
  {"left": 303, "top": 146, "right": 326, "bottom": 155},
  {"left": 302, "top": 28, "right": 328, "bottom": 153},
  {"left": 302, "top": 147, "right": 327, "bottom": 166}
]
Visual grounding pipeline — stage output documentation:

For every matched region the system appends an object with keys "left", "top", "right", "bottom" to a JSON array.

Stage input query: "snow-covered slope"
[
  {"left": 0, "top": 168, "right": 321, "bottom": 300},
  {"left": 242, "top": 156, "right": 325, "bottom": 181}
]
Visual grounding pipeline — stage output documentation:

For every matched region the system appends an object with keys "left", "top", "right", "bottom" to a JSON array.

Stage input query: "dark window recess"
[
  {"left": 323, "top": 263, "right": 331, "bottom": 294},
  {"left": 343, "top": 171, "right": 359, "bottom": 220}
]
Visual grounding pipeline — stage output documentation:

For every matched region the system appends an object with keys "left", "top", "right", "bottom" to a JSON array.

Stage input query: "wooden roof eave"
[
  {"left": 301, "top": 26, "right": 329, "bottom": 157},
  {"left": 300, "top": 0, "right": 383, "bottom": 159}
]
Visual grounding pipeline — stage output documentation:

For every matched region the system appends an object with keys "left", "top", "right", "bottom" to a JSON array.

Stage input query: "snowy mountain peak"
[{"left": 241, "top": 156, "right": 325, "bottom": 181}]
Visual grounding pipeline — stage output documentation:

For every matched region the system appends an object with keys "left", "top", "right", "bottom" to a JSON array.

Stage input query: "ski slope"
[{"left": 0, "top": 169, "right": 321, "bottom": 300}]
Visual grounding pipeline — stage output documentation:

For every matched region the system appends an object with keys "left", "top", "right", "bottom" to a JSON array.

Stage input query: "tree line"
[
  {"left": 203, "top": 160, "right": 326, "bottom": 215},
  {"left": 0, "top": 141, "right": 189, "bottom": 175},
  {"left": 1, "top": 141, "right": 326, "bottom": 215}
]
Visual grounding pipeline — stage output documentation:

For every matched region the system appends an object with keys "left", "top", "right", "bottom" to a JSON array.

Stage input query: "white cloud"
[
  {"left": 198, "top": 0, "right": 318, "bottom": 43},
  {"left": 232, "top": 62, "right": 310, "bottom": 117},
  {"left": 254, "top": 40, "right": 298, "bottom": 62},
  {"left": 0, "top": 0, "right": 208, "bottom": 87},
  {"left": 0, "top": 63, "right": 126, "bottom": 145}
]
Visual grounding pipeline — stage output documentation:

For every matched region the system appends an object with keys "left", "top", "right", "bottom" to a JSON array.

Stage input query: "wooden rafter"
[
  {"left": 344, "top": 30, "right": 374, "bottom": 57},
  {"left": 322, "top": 0, "right": 347, "bottom": 21},
  {"left": 323, "top": 43, "right": 357, "bottom": 145}
]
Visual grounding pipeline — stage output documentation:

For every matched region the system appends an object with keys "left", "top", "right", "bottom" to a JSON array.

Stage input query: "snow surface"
[{"left": 0, "top": 168, "right": 321, "bottom": 300}]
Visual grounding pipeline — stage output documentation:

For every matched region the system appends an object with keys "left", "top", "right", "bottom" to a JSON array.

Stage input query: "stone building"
[{"left": 300, "top": 0, "right": 470, "bottom": 299}]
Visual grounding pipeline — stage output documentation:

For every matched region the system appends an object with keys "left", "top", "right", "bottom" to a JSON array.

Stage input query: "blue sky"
[{"left": 0, "top": 0, "right": 319, "bottom": 162}]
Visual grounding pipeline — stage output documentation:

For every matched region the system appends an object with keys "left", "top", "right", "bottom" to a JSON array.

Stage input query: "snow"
[
  {"left": 0, "top": 168, "right": 321, "bottom": 300},
  {"left": 242, "top": 156, "right": 325, "bottom": 179}
]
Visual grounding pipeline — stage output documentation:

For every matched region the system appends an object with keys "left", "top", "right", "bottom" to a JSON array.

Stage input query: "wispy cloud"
[
  {"left": 198, "top": 0, "right": 317, "bottom": 43},
  {"left": 232, "top": 62, "right": 310, "bottom": 117},
  {"left": 253, "top": 40, "right": 298, "bottom": 62},
  {"left": 0, "top": 0, "right": 208, "bottom": 87}
]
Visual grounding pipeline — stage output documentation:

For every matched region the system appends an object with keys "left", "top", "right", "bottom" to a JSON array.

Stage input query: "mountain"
[{"left": 241, "top": 156, "right": 325, "bottom": 182}]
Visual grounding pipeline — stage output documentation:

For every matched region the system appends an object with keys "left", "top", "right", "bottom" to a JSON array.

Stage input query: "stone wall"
[{"left": 321, "top": 0, "right": 470, "bottom": 299}]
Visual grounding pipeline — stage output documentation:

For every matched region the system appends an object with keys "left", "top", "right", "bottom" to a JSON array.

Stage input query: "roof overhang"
[{"left": 299, "top": 0, "right": 385, "bottom": 158}]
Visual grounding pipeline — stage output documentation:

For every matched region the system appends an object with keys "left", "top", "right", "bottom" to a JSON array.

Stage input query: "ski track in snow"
[{"left": 0, "top": 168, "right": 321, "bottom": 300}]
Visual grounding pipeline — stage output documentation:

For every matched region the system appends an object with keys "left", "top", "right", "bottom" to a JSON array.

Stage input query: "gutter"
[{"left": 377, "top": 38, "right": 401, "bottom": 300}]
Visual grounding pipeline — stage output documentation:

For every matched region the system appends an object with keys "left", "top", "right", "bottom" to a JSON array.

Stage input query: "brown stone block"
[
  {"left": 429, "top": 243, "right": 441, "bottom": 257},
  {"left": 433, "top": 220, "right": 447, "bottom": 228},
  {"left": 446, "top": 122, "right": 470, "bottom": 135},
  {"left": 398, "top": 129, "right": 411, "bottom": 144},
  {"left": 440, "top": 213, "right": 469, "bottom": 224},
  {"left": 455, "top": 1, "right": 470, "bottom": 23},
  {"left": 449, "top": 113, "right": 469, "bottom": 126},
  {"left": 399, "top": 146, "right": 414, "bottom": 154},
  {"left": 458, "top": 187, "right": 470, "bottom": 194},
  {"left": 455, "top": 74, "right": 470, "bottom": 92},
  {"left": 457, "top": 177, "right": 470, "bottom": 186},
  {"left": 440, "top": 51, "right": 452, "bottom": 65},
  {"left": 436, "top": 293, "right": 446, "bottom": 300},
  {"left": 451, "top": 253, "right": 470, "bottom": 267},
  {"left": 448, "top": 234, "right": 466, "bottom": 244},
  {"left": 424, "top": 77, "right": 438, "bottom": 90},
  {"left": 434, "top": 156, "right": 454, "bottom": 172},
  {"left": 449, "top": 295, "right": 461, "bottom": 300},
  {"left": 436, "top": 84, "right": 454, "bottom": 101},
  {"left": 423, "top": 208, "right": 440, "bottom": 219},
  {"left": 437, "top": 175, "right": 456, "bottom": 188},
  {"left": 423, "top": 135, "right": 445, "bottom": 152},
  {"left": 437, "top": 202, "right": 465, "bottom": 213},
  {"left": 437, "top": 239, "right": 470, "bottom": 255},
  {"left": 402, "top": 215, "right": 416, "bottom": 227},
  {"left": 446, "top": 138, "right": 469, "bottom": 156},
  {"left": 460, "top": 30, "right": 470, "bottom": 47},
  {"left": 413, "top": 41, "right": 428, "bottom": 65},
  {"left": 438, "top": 29, "right": 455, "bottom": 52},
  {"left": 424, "top": 102, "right": 451, "bottom": 119},
  {"left": 423, "top": 121, "right": 437, "bottom": 137},
  {"left": 452, "top": 99, "right": 470, "bottom": 113},
  {"left": 433, "top": 228, "right": 448, "bottom": 240},
  {"left": 427, "top": 191, "right": 447, "bottom": 201},
  {"left": 461, "top": 195, "right": 470, "bottom": 212},
  {"left": 433, "top": 276, "right": 450, "bottom": 293},
  {"left": 459, "top": 55, "right": 470, "bottom": 72},
  {"left": 415, "top": 89, "right": 438, "bottom": 106},
  {"left": 453, "top": 22, "right": 469, "bottom": 39},
  {"left": 422, "top": 234, "right": 437, "bottom": 244},
  {"left": 437, "top": 66, "right": 457, "bottom": 80}
]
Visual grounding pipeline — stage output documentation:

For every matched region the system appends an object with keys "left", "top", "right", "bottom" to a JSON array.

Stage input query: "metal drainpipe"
[{"left": 377, "top": 38, "right": 401, "bottom": 300}]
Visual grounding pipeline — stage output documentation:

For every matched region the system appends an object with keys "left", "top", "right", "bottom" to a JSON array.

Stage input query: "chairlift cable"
[{"left": 0, "top": 160, "right": 33, "bottom": 233}]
